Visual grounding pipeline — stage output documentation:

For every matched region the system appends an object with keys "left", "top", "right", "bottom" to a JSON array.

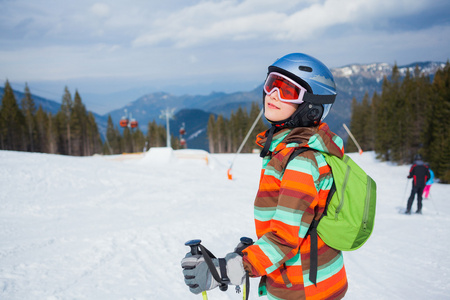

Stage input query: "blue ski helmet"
[{"left": 264, "top": 53, "right": 337, "bottom": 126}]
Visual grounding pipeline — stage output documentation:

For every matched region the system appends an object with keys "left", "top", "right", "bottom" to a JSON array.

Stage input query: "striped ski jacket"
[{"left": 242, "top": 123, "right": 348, "bottom": 300}]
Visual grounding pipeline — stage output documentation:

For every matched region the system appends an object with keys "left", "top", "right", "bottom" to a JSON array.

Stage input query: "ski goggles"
[{"left": 264, "top": 72, "right": 308, "bottom": 104}]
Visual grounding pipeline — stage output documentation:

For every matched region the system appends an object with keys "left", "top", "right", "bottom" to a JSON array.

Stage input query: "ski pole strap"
[
  {"left": 198, "top": 244, "right": 228, "bottom": 291},
  {"left": 218, "top": 258, "right": 230, "bottom": 286},
  {"left": 309, "top": 219, "right": 319, "bottom": 286}
]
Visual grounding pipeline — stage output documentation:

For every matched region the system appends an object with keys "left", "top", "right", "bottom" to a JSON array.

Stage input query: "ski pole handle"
[
  {"left": 185, "top": 240, "right": 208, "bottom": 300},
  {"left": 185, "top": 239, "right": 202, "bottom": 255},
  {"left": 234, "top": 236, "right": 254, "bottom": 256},
  {"left": 240, "top": 237, "right": 253, "bottom": 245}
]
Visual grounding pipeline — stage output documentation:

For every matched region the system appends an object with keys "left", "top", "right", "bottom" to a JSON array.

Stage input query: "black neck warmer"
[{"left": 260, "top": 102, "right": 323, "bottom": 158}]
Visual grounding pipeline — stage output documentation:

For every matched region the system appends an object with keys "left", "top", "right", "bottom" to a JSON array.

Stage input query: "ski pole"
[
  {"left": 342, "top": 123, "right": 363, "bottom": 155},
  {"left": 238, "top": 237, "right": 253, "bottom": 300},
  {"left": 428, "top": 193, "right": 439, "bottom": 215},
  {"left": 401, "top": 178, "right": 410, "bottom": 206},
  {"left": 185, "top": 239, "right": 208, "bottom": 300},
  {"left": 228, "top": 109, "right": 263, "bottom": 180}
]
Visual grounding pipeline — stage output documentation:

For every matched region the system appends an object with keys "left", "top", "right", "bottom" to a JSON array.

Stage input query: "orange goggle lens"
[{"left": 264, "top": 72, "right": 307, "bottom": 103}]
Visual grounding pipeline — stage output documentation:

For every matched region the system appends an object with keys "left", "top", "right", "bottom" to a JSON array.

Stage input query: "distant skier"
[
  {"left": 422, "top": 165, "right": 434, "bottom": 199},
  {"left": 406, "top": 154, "right": 430, "bottom": 214}
]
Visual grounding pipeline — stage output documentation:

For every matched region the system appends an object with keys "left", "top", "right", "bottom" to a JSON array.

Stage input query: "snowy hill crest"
[{"left": 332, "top": 61, "right": 446, "bottom": 82}]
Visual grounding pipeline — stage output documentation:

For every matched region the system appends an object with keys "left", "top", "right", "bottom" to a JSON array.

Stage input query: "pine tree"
[
  {"left": 54, "top": 110, "right": 67, "bottom": 154},
  {"left": 132, "top": 128, "right": 145, "bottom": 152},
  {"left": 427, "top": 64, "right": 450, "bottom": 182},
  {"left": 47, "top": 112, "right": 58, "bottom": 154},
  {"left": 375, "top": 70, "right": 399, "bottom": 161},
  {"left": 389, "top": 64, "right": 405, "bottom": 162},
  {"left": 60, "top": 87, "right": 73, "bottom": 155},
  {"left": 122, "top": 126, "right": 132, "bottom": 153},
  {"left": 347, "top": 97, "right": 360, "bottom": 153},
  {"left": 216, "top": 115, "right": 226, "bottom": 153},
  {"left": 158, "top": 124, "right": 167, "bottom": 147},
  {"left": 245, "top": 102, "right": 266, "bottom": 153},
  {"left": 228, "top": 107, "right": 247, "bottom": 153},
  {"left": 105, "top": 115, "right": 119, "bottom": 154},
  {"left": 360, "top": 93, "right": 372, "bottom": 150},
  {"left": 86, "top": 112, "right": 102, "bottom": 155},
  {"left": 205, "top": 102, "right": 266, "bottom": 154},
  {"left": 224, "top": 117, "right": 232, "bottom": 153},
  {"left": 70, "top": 90, "right": 87, "bottom": 156},
  {"left": 147, "top": 120, "right": 166, "bottom": 148},
  {"left": 346, "top": 94, "right": 373, "bottom": 153},
  {"left": 374, "top": 78, "right": 388, "bottom": 160},
  {"left": 35, "top": 106, "right": 48, "bottom": 153},
  {"left": 403, "top": 69, "right": 431, "bottom": 162},
  {"left": 20, "top": 83, "right": 37, "bottom": 152},
  {"left": 147, "top": 121, "right": 154, "bottom": 148},
  {"left": 0, "top": 80, "right": 26, "bottom": 150},
  {"left": 367, "top": 92, "right": 379, "bottom": 150},
  {"left": 207, "top": 114, "right": 216, "bottom": 153},
  {"left": 345, "top": 62, "right": 449, "bottom": 181}
]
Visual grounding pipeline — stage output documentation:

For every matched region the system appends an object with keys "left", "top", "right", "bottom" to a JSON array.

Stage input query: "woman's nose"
[{"left": 269, "top": 90, "right": 280, "bottom": 100}]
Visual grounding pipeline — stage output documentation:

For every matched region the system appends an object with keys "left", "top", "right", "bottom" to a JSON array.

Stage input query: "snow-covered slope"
[{"left": 1, "top": 149, "right": 449, "bottom": 299}]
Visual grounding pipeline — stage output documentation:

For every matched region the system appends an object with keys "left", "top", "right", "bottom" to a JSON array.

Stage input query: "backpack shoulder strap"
[
  {"left": 286, "top": 147, "right": 337, "bottom": 286},
  {"left": 286, "top": 147, "right": 311, "bottom": 166},
  {"left": 287, "top": 148, "right": 337, "bottom": 211}
]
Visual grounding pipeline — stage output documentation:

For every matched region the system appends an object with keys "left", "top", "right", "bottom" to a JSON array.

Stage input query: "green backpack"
[
  {"left": 317, "top": 152, "right": 377, "bottom": 250},
  {"left": 287, "top": 148, "right": 377, "bottom": 284}
]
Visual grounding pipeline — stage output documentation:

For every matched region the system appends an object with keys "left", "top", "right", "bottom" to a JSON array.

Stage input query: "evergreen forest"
[
  {"left": 1, "top": 62, "right": 449, "bottom": 182},
  {"left": 207, "top": 102, "right": 267, "bottom": 154},
  {"left": 0, "top": 81, "right": 175, "bottom": 156},
  {"left": 347, "top": 63, "right": 450, "bottom": 182}
]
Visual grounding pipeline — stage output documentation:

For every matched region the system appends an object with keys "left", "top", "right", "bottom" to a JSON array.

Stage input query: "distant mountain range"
[
  {"left": 0, "top": 87, "right": 110, "bottom": 142},
  {"left": 1, "top": 61, "right": 446, "bottom": 151},
  {"left": 0, "top": 88, "right": 61, "bottom": 115}
]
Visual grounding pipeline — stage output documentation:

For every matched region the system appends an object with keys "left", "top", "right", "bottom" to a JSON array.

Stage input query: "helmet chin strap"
[
  {"left": 260, "top": 125, "right": 277, "bottom": 158},
  {"left": 260, "top": 101, "right": 323, "bottom": 158},
  {"left": 265, "top": 102, "right": 323, "bottom": 128}
]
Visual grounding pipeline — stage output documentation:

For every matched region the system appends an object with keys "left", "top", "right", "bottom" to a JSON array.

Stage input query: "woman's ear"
[{"left": 306, "top": 104, "right": 323, "bottom": 122}]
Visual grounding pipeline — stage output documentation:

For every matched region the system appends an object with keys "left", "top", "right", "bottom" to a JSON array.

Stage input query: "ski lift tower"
[{"left": 160, "top": 108, "right": 175, "bottom": 148}]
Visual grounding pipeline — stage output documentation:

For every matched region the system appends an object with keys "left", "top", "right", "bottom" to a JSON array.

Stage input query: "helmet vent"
[{"left": 299, "top": 66, "right": 312, "bottom": 72}]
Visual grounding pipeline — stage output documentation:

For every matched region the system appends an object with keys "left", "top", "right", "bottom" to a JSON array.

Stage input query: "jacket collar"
[{"left": 256, "top": 123, "right": 344, "bottom": 158}]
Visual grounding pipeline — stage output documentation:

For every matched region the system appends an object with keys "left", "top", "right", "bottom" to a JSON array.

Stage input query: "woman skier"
[{"left": 182, "top": 53, "right": 348, "bottom": 299}]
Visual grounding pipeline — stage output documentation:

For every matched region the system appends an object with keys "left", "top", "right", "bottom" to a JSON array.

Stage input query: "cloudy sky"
[{"left": 1, "top": 0, "right": 449, "bottom": 111}]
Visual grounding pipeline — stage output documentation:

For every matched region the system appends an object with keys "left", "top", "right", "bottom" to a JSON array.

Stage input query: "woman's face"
[{"left": 264, "top": 90, "right": 299, "bottom": 122}]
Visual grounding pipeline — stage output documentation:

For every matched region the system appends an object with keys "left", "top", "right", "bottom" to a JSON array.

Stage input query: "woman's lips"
[{"left": 267, "top": 102, "right": 280, "bottom": 109}]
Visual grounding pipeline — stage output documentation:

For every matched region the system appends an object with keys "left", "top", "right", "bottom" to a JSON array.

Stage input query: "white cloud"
[
  {"left": 1, "top": 0, "right": 449, "bottom": 95},
  {"left": 131, "top": 0, "right": 434, "bottom": 49},
  {"left": 0, "top": 0, "right": 438, "bottom": 49},
  {"left": 89, "top": 3, "right": 111, "bottom": 18}
]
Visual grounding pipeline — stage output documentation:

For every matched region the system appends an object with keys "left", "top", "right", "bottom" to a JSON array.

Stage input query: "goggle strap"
[{"left": 303, "top": 93, "right": 336, "bottom": 104}]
